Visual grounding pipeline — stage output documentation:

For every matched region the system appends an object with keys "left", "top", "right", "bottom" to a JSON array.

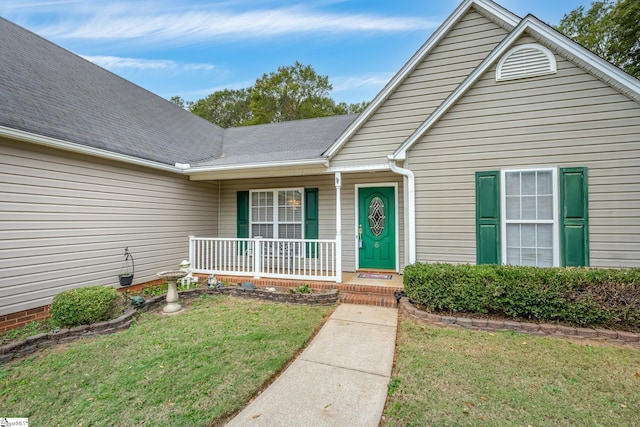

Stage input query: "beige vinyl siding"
[
  {"left": 216, "top": 172, "right": 404, "bottom": 272},
  {"left": 407, "top": 44, "right": 640, "bottom": 268},
  {"left": 331, "top": 10, "right": 509, "bottom": 167},
  {"left": 0, "top": 139, "right": 219, "bottom": 315}
]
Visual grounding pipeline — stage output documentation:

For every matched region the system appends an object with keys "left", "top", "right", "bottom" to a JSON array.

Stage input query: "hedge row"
[{"left": 403, "top": 263, "right": 640, "bottom": 331}]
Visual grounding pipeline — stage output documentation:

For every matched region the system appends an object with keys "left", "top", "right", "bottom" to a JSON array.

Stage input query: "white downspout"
[
  {"left": 387, "top": 156, "right": 416, "bottom": 265},
  {"left": 335, "top": 172, "right": 343, "bottom": 283}
]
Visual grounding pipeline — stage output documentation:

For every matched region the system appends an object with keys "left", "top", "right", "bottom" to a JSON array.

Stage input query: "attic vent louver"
[{"left": 496, "top": 43, "right": 556, "bottom": 81}]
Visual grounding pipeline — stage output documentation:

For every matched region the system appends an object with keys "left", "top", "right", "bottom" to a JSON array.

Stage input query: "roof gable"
[
  {"left": 392, "top": 14, "right": 640, "bottom": 160},
  {"left": 323, "top": 0, "right": 520, "bottom": 159}
]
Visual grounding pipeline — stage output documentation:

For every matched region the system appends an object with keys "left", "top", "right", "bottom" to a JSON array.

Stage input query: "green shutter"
[
  {"left": 560, "top": 167, "right": 589, "bottom": 267},
  {"left": 237, "top": 191, "right": 249, "bottom": 238},
  {"left": 237, "top": 191, "right": 250, "bottom": 255},
  {"left": 304, "top": 188, "right": 319, "bottom": 257},
  {"left": 475, "top": 171, "right": 501, "bottom": 265}
]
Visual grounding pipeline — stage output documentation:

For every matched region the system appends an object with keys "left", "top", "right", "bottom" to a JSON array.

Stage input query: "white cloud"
[
  {"left": 81, "top": 55, "right": 215, "bottom": 72},
  {"left": 331, "top": 72, "right": 396, "bottom": 93},
  {"left": 29, "top": 3, "right": 436, "bottom": 44}
]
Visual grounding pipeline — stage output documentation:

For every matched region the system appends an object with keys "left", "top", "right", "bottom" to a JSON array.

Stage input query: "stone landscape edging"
[
  {"left": 398, "top": 297, "right": 640, "bottom": 347},
  {"left": 0, "top": 286, "right": 338, "bottom": 364}
]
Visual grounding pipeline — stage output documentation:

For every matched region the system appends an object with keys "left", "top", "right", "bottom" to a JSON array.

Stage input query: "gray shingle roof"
[
  {"left": 0, "top": 17, "right": 224, "bottom": 166},
  {"left": 0, "top": 17, "right": 358, "bottom": 169},
  {"left": 194, "top": 114, "right": 358, "bottom": 167}
]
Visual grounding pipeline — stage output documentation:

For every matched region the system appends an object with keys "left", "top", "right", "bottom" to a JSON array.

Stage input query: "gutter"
[
  {"left": 0, "top": 125, "right": 179, "bottom": 173},
  {"left": 387, "top": 155, "right": 416, "bottom": 264},
  {"left": 185, "top": 158, "right": 329, "bottom": 173}
]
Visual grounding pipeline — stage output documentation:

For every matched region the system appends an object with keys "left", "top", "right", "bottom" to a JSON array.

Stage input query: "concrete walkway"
[{"left": 226, "top": 304, "right": 398, "bottom": 427}]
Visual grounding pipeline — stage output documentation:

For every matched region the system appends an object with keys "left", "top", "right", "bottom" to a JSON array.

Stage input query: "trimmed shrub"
[
  {"left": 403, "top": 263, "right": 640, "bottom": 331},
  {"left": 50, "top": 286, "right": 123, "bottom": 328}
]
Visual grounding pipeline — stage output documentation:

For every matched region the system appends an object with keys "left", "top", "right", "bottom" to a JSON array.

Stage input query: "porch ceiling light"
[{"left": 287, "top": 198, "right": 301, "bottom": 209}]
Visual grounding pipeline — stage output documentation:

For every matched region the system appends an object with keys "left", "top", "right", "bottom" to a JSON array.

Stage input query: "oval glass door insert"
[{"left": 368, "top": 196, "right": 385, "bottom": 237}]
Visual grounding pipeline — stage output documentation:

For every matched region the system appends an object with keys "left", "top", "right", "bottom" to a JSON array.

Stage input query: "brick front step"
[
  {"left": 336, "top": 283, "right": 402, "bottom": 296},
  {"left": 337, "top": 282, "right": 402, "bottom": 308},
  {"left": 339, "top": 292, "right": 398, "bottom": 308}
]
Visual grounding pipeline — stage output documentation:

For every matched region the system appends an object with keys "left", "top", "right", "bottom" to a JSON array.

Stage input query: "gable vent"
[{"left": 496, "top": 43, "right": 556, "bottom": 81}]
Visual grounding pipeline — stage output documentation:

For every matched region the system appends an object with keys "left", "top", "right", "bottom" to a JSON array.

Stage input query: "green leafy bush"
[
  {"left": 50, "top": 286, "right": 123, "bottom": 328},
  {"left": 403, "top": 263, "right": 640, "bottom": 331},
  {"left": 288, "top": 283, "right": 312, "bottom": 294}
]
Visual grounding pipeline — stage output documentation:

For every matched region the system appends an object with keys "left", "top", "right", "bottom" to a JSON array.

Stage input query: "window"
[
  {"left": 250, "top": 189, "right": 303, "bottom": 239},
  {"left": 502, "top": 169, "right": 558, "bottom": 267},
  {"left": 475, "top": 167, "right": 589, "bottom": 268}
]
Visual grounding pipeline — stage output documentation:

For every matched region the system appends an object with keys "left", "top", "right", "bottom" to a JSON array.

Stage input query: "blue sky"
[{"left": 1, "top": 0, "right": 590, "bottom": 104}]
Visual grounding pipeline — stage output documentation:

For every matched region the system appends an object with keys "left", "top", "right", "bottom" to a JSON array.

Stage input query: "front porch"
[{"left": 188, "top": 236, "right": 404, "bottom": 307}]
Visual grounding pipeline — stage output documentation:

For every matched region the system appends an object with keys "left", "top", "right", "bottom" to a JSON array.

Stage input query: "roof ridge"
[{"left": 225, "top": 113, "right": 359, "bottom": 131}]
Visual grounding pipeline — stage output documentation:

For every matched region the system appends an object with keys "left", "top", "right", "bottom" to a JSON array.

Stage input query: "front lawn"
[
  {"left": 383, "top": 320, "right": 640, "bottom": 426},
  {"left": 0, "top": 295, "right": 332, "bottom": 426}
]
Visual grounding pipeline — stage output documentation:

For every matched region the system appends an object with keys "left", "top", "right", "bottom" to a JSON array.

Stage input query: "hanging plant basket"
[
  {"left": 119, "top": 273, "right": 134, "bottom": 286},
  {"left": 118, "top": 247, "right": 135, "bottom": 287}
]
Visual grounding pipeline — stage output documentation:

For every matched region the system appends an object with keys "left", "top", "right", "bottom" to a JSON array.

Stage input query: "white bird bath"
[{"left": 157, "top": 270, "right": 188, "bottom": 314}]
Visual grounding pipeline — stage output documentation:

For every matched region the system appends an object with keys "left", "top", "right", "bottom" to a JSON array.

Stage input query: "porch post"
[
  {"left": 188, "top": 235, "right": 195, "bottom": 269},
  {"left": 253, "top": 237, "right": 261, "bottom": 279},
  {"left": 335, "top": 172, "right": 342, "bottom": 283}
]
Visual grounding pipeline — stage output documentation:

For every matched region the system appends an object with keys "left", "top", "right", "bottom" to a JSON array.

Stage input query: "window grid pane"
[
  {"left": 505, "top": 172, "right": 520, "bottom": 196},
  {"left": 506, "top": 220, "right": 554, "bottom": 267},
  {"left": 278, "top": 224, "right": 302, "bottom": 239},
  {"left": 251, "top": 224, "right": 273, "bottom": 238},
  {"left": 278, "top": 190, "right": 302, "bottom": 223},
  {"left": 251, "top": 191, "right": 273, "bottom": 223},
  {"left": 504, "top": 170, "right": 555, "bottom": 267},
  {"left": 251, "top": 189, "right": 303, "bottom": 239},
  {"left": 522, "top": 171, "right": 536, "bottom": 195},
  {"left": 505, "top": 171, "right": 553, "bottom": 221}
]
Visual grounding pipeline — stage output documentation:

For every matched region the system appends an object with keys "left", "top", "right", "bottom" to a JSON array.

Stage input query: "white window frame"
[
  {"left": 249, "top": 188, "right": 304, "bottom": 239},
  {"left": 500, "top": 168, "right": 560, "bottom": 267}
]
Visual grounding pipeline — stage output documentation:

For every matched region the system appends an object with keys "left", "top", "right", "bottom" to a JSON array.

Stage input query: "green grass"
[
  {"left": 0, "top": 295, "right": 332, "bottom": 426},
  {"left": 383, "top": 320, "right": 640, "bottom": 426}
]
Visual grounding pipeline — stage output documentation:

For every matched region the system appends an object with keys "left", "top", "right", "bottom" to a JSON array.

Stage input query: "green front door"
[{"left": 358, "top": 186, "right": 396, "bottom": 270}]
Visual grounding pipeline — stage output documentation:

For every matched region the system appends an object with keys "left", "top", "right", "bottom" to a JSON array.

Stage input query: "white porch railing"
[{"left": 188, "top": 236, "right": 338, "bottom": 282}]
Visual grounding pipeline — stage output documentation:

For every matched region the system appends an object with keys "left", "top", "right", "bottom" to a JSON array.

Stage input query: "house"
[{"left": 2, "top": 0, "right": 640, "bottom": 327}]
